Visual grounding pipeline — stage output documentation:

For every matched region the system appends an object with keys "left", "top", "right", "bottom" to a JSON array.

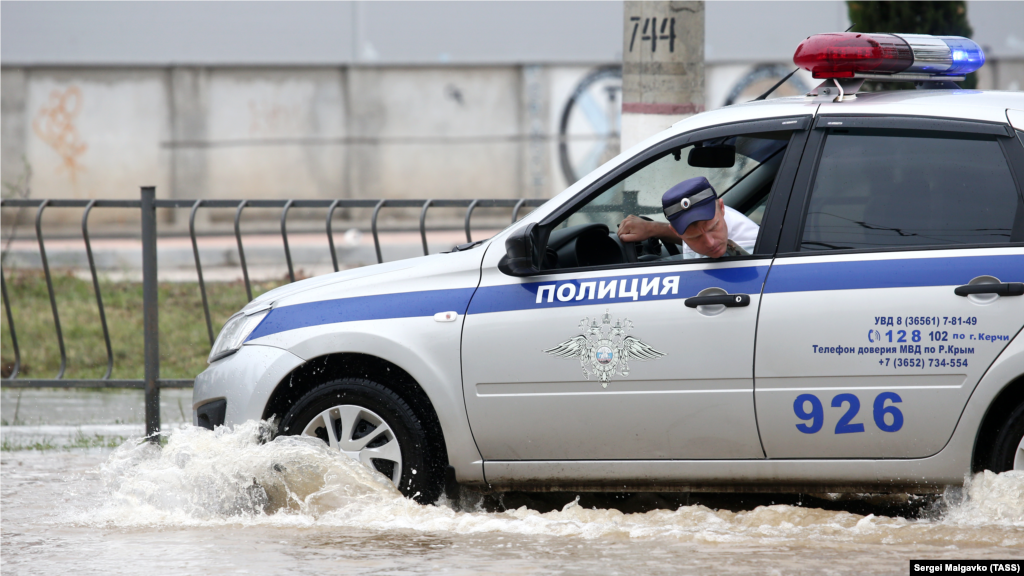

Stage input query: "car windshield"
[{"left": 557, "top": 132, "right": 789, "bottom": 231}]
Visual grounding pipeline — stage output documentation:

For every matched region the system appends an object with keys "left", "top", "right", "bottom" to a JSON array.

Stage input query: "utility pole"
[{"left": 621, "top": 1, "right": 705, "bottom": 151}]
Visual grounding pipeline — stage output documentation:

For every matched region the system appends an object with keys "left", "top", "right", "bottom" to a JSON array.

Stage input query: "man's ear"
[{"left": 717, "top": 198, "right": 725, "bottom": 212}]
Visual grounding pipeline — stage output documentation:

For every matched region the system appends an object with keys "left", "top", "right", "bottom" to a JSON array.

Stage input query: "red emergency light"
[{"left": 793, "top": 32, "right": 985, "bottom": 80}]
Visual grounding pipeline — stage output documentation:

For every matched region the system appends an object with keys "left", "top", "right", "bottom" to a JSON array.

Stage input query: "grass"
[
  {"left": 0, "top": 431, "right": 133, "bottom": 451},
  {"left": 1, "top": 270, "right": 286, "bottom": 380}
]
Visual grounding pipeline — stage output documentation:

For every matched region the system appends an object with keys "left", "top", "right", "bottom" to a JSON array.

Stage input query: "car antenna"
[{"left": 750, "top": 23, "right": 856, "bottom": 102}]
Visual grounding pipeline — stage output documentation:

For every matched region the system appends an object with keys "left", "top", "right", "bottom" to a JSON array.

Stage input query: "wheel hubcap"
[
  {"left": 1014, "top": 433, "right": 1024, "bottom": 472},
  {"left": 301, "top": 405, "right": 402, "bottom": 485}
]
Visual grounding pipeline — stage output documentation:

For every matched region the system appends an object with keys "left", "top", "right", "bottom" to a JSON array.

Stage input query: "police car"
[{"left": 194, "top": 32, "right": 1024, "bottom": 503}]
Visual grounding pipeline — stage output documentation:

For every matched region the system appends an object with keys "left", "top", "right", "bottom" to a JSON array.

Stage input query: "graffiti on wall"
[{"left": 32, "top": 86, "right": 88, "bottom": 182}]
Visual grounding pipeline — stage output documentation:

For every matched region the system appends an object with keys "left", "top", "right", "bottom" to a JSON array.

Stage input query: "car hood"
[{"left": 240, "top": 242, "right": 490, "bottom": 313}]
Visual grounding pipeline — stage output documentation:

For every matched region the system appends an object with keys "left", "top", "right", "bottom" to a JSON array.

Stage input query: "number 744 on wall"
[{"left": 794, "top": 392, "right": 904, "bottom": 434}]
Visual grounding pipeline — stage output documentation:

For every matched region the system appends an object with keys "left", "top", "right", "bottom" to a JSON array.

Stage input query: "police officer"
[{"left": 617, "top": 176, "right": 758, "bottom": 258}]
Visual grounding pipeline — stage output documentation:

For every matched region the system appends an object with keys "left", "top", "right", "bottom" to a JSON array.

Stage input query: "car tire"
[
  {"left": 279, "top": 378, "right": 444, "bottom": 504},
  {"left": 985, "top": 400, "right": 1024, "bottom": 473}
]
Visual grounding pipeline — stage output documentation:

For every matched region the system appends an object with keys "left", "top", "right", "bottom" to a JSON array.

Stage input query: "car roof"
[{"left": 668, "top": 89, "right": 1023, "bottom": 138}]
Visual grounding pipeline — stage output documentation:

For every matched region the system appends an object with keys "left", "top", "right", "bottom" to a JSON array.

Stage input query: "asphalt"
[{"left": 2, "top": 228, "right": 499, "bottom": 282}]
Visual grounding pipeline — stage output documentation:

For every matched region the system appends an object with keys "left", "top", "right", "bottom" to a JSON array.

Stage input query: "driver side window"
[{"left": 547, "top": 131, "right": 790, "bottom": 270}]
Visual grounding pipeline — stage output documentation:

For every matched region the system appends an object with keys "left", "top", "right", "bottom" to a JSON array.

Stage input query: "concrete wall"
[
  {"left": 1, "top": 64, "right": 603, "bottom": 229},
  {"left": 348, "top": 67, "right": 520, "bottom": 200},
  {"left": 199, "top": 68, "right": 347, "bottom": 200},
  {"left": 0, "top": 1, "right": 624, "bottom": 66}
]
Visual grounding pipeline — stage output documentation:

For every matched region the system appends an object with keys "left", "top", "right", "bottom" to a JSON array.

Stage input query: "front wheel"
[
  {"left": 985, "top": 400, "right": 1024, "bottom": 472},
  {"left": 280, "top": 378, "right": 444, "bottom": 504}
]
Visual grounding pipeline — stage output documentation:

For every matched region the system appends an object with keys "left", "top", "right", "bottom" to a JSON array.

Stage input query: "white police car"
[{"left": 194, "top": 32, "right": 1024, "bottom": 503}]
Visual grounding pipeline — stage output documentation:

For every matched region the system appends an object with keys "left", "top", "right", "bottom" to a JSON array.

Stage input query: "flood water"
[{"left": 2, "top": 394, "right": 1023, "bottom": 575}]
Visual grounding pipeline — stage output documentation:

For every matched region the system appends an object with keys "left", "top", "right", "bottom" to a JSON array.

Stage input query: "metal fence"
[{"left": 0, "top": 187, "right": 545, "bottom": 439}]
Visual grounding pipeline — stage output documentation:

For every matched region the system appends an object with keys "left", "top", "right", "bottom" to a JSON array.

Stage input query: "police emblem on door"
[{"left": 544, "top": 310, "right": 665, "bottom": 387}]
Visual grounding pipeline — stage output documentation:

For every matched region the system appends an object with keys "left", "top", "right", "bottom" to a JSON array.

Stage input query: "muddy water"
[{"left": 3, "top": 422, "right": 1023, "bottom": 575}]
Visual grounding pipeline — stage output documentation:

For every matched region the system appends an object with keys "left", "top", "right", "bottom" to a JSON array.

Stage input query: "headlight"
[{"left": 209, "top": 309, "right": 270, "bottom": 363}]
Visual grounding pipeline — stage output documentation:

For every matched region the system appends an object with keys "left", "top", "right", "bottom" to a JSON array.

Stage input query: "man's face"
[{"left": 680, "top": 199, "right": 729, "bottom": 258}]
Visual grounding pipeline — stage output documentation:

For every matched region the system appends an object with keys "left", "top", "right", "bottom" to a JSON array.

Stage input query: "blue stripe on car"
[
  {"left": 246, "top": 287, "right": 477, "bottom": 341},
  {"left": 763, "top": 254, "right": 1024, "bottom": 293},
  {"left": 245, "top": 254, "right": 1023, "bottom": 340},
  {"left": 465, "top": 266, "right": 769, "bottom": 314}
]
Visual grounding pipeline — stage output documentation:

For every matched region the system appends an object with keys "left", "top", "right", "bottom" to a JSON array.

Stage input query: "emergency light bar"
[{"left": 793, "top": 32, "right": 985, "bottom": 81}]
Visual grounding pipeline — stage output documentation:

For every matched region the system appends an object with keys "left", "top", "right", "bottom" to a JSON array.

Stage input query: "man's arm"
[{"left": 617, "top": 215, "right": 683, "bottom": 245}]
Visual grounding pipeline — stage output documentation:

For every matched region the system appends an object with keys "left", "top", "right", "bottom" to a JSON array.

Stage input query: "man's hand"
[
  {"left": 617, "top": 215, "right": 655, "bottom": 242},
  {"left": 617, "top": 215, "right": 681, "bottom": 244}
]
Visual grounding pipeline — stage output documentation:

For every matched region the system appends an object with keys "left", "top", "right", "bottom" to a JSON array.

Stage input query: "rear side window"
[{"left": 800, "top": 130, "right": 1021, "bottom": 251}]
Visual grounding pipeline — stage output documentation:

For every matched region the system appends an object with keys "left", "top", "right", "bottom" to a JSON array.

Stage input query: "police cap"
[{"left": 662, "top": 176, "right": 718, "bottom": 235}]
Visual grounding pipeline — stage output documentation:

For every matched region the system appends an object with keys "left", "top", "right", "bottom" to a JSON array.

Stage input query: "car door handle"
[
  {"left": 954, "top": 283, "right": 1024, "bottom": 297},
  {"left": 684, "top": 294, "right": 751, "bottom": 308}
]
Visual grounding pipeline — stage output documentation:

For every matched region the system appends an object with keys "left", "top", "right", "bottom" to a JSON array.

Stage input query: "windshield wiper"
[{"left": 448, "top": 240, "right": 485, "bottom": 253}]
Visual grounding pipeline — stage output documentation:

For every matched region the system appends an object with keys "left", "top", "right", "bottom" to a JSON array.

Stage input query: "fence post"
[{"left": 141, "top": 186, "right": 160, "bottom": 441}]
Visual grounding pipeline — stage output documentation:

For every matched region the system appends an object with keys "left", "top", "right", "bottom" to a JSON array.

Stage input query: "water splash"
[
  {"left": 88, "top": 421, "right": 400, "bottom": 525},
  {"left": 68, "top": 422, "right": 1024, "bottom": 546},
  {"left": 944, "top": 470, "right": 1024, "bottom": 526}
]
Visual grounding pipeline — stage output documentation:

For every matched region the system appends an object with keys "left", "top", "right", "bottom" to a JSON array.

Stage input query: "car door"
[
  {"left": 755, "top": 115, "right": 1024, "bottom": 459},
  {"left": 461, "top": 116, "right": 811, "bottom": 462}
]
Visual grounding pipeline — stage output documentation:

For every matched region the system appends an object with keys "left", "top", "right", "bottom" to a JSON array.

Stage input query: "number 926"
[{"left": 793, "top": 392, "right": 903, "bottom": 434}]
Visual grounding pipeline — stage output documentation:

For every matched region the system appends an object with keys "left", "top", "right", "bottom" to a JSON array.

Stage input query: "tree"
[{"left": 846, "top": 1, "right": 977, "bottom": 89}]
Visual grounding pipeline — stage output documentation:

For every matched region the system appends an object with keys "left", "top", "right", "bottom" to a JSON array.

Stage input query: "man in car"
[{"left": 617, "top": 176, "right": 759, "bottom": 258}]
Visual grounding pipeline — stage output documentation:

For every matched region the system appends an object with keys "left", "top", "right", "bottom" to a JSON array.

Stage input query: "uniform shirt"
[{"left": 681, "top": 206, "right": 760, "bottom": 259}]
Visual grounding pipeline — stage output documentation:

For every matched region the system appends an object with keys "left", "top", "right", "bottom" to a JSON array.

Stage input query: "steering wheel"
[{"left": 620, "top": 216, "right": 681, "bottom": 263}]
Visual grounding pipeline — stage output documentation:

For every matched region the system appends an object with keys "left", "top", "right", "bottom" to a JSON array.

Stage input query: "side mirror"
[
  {"left": 688, "top": 145, "right": 736, "bottom": 168},
  {"left": 498, "top": 223, "right": 541, "bottom": 276}
]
